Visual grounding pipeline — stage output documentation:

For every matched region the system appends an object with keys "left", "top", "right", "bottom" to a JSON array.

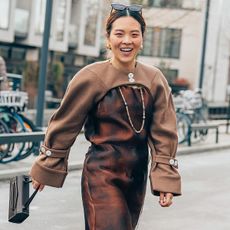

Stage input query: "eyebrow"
[
  {"left": 131, "top": 30, "right": 141, "bottom": 33},
  {"left": 114, "top": 29, "right": 141, "bottom": 33}
]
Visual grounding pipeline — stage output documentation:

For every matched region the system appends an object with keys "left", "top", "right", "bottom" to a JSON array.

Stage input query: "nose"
[{"left": 122, "top": 35, "right": 132, "bottom": 44}]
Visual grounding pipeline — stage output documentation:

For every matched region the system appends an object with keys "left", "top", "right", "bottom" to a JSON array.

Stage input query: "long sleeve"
[
  {"left": 148, "top": 69, "right": 181, "bottom": 196},
  {"left": 30, "top": 67, "right": 106, "bottom": 187}
]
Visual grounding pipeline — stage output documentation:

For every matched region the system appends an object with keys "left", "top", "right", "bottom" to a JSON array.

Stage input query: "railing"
[
  {"left": 0, "top": 132, "right": 45, "bottom": 144},
  {"left": 0, "top": 131, "right": 44, "bottom": 164}
]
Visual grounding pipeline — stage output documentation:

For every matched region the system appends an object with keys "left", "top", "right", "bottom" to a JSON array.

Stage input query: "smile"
[{"left": 120, "top": 48, "right": 133, "bottom": 52}]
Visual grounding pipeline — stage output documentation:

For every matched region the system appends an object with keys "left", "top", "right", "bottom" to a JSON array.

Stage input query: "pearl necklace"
[{"left": 118, "top": 86, "right": 146, "bottom": 134}]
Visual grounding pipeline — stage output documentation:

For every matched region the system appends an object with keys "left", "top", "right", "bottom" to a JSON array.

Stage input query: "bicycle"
[
  {"left": 0, "top": 118, "right": 11, "bottom": 160},
  {"left": 173, "top": 89, "right": 209, "bottom": 144},
  {"left": 0, "top": 91, "right": 41, "bottom": 163}
]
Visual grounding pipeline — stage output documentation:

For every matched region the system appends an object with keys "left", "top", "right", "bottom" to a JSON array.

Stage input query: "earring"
[
  {"left": 106, "top": 44, "right": 111, "bottom": 50},
  {"left": 140, "top": 44, "right": 143, "bottom": 50}
]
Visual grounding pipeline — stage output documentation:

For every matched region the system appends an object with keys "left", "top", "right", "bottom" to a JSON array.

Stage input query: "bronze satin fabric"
[{"left": 82, "top": 85, "right": 153, "bottom": 230}]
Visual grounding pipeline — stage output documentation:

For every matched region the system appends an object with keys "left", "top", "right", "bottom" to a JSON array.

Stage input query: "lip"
[
  {"left": 120, "top": 47, "right": 133, "bottom": 52},
  {"left": 120, "top": 48, "right": 134, "bottom": 57}
]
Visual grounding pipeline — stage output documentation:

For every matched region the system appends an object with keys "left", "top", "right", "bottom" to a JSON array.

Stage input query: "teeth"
[{"left": 120, "top": 48, "right": 132, "bottom": 52}]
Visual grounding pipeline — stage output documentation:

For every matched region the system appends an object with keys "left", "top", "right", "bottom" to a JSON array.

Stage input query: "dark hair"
[{"left": 106, "top": 10, "right": 146, "bottom": 37}]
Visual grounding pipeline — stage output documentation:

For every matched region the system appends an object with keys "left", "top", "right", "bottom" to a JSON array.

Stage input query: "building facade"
[
  {"left": 138, "top": 0, "right": 230, "bottom": 104},
  {"left": 138, "top": 0, "right": 205, "bottom": 89},
  {"left": 203, "top": 0, "right": 230, "bottom": 103},
  {"left": 0, "top": 0, "right": 103, "bottom": 107},
  {"left": 1, "top": 0, "right": 230, "bottom": 106}
]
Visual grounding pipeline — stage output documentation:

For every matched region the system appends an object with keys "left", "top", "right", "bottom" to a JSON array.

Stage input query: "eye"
[
  {"left": 132, "top": 33, "right": 140, "bottom": 38},
  {"left": 115, "top": 32, "right": 123, "bottom": 37}
]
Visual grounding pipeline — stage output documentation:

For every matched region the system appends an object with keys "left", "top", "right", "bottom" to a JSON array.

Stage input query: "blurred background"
[{"left": 0, "top": 0, "right": 230, "bottom": 119}]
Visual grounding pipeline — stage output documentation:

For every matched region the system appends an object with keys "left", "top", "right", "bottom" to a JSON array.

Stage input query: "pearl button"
[
  {"left": 169, "top": 159, "right": 178, "bottom": 167},
  {"left": 129, "top": 78, "right": 135, "bottom": 83},
  {"left": 40, "top": 146, "right": 46, "bottom": 153},
  {"left": 46, "top": 150, "right": 52, "bottom": 156},
  {"left": 128, "top": 73, "right": 135, "bottom": 82},
  {"left": 128, "top": 73, "right": 134, "bottom": 78}
]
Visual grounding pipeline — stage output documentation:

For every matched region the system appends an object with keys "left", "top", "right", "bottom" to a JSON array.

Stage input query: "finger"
[
  {"left": 32, "top": 179, "right": 39, "bottom": 190},
  {"left": 166, "top": 193, "right": 173, "bottom": 202},
  {"left": 159, "top": 192, "right": 165, "bottom": 206},
  {"left": 164, "top": 199, "right": 173, "bottom": 207},
  {"left": 162, "top": 193, "right": 173, "bottom": 207},
  {"left": 159, "top": 193, "right": 173, "bottom": 207},
  {"left": 32, "top": 179, "right": 45, "bottom": 191},
  {"left": 160, "top": 199, "right": 172, "bottom": 207},
  {"left": 38, "top": 184, "right": 45, "bottom": 192}
]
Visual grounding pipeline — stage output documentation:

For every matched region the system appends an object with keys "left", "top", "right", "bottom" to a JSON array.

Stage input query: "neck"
[{"left": 110, "top": 58, "right": 136, "bottom": 73}]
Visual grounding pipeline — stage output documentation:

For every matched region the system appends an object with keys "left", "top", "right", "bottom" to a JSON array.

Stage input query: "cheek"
[
  {"left": 110, "top": 39, "right": 121, "bottom": 49},
  {"left": 133, "top": 40, "right": 142, "bottom": 50},
  {"left": 137, "top": 37, "right": 143, "bottom": 45}
]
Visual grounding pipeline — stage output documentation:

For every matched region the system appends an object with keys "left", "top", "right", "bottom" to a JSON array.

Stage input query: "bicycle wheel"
[
  {"left": 190, "top": 108, "right": 208, "bottom": 143},
  {"left": 0, "top": 111, "right": 26, "bottom": 163},
  {"left": 0, "top": 119, "right": 12, "bottom": 161},
  {"left": 176, "top": 112, "right": 191, "bottom": 144},
  {"left": 14, "top": 114, "right": 41, "bottom": 161}
]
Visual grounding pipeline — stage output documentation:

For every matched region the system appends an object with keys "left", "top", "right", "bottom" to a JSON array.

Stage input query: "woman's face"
[{"left": 107, "top": 16, "right": 143, "bottom": 67}]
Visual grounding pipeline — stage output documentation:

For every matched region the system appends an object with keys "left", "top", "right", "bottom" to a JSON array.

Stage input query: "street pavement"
[
  {"left": 0, "top": 122, "right": 230, "bottom": 229},
  {"left": 0, "top": 148, "right": 230, "bottom": 229}
]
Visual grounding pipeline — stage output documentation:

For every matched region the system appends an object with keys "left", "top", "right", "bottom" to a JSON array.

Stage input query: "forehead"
[{"left": 111, "top": 16, "right": 141, "bottom": 31}]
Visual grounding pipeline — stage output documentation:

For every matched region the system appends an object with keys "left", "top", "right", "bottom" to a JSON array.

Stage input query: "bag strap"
[{"left": 24, "top": 179, "right": 39, "bottom": 209}]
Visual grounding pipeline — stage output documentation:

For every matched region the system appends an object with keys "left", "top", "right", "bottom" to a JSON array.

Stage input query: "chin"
[{"left": 119, "top": 57, "right": 136, "bottom": 64}]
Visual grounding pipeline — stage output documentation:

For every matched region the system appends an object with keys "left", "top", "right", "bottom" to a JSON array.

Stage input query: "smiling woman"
[
  {"left": 30, "top": 3, "right": 181, "bottom": 230},
  {"left": 106, "top": 16, "right": 143, "bottom": 72}
]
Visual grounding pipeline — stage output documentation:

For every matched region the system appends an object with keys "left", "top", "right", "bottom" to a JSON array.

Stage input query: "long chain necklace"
[{"left": 118, "top": 87, "right": 146, "bottom": 134}]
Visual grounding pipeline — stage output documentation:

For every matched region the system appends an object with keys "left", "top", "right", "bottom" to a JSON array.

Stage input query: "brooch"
[{"left": 128, "top": 73, "right": 135, "bottom": 82}]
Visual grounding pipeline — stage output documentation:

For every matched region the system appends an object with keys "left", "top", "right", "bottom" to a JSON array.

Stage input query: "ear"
[
  {"left": 106, "top": 43, "right": 111, "bottom": 50},
  {"left": 105, "top": 31, "right": 110, "bottom": 39},
  {"left": 106, "top": 35, "right": 111, "bottom": 50}
]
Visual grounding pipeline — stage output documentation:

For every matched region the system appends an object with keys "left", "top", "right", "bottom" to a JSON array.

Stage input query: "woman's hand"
[
  {"left": 31, "top": 178, "right": 45, "bottom": 192},
  {"left": 159, "top": 192, "right": 173, "bottom": 207}
]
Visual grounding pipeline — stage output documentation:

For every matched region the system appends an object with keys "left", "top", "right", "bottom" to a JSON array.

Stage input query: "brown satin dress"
[{"left": 81, "top": 85, "right": 153, "bottom": 230}]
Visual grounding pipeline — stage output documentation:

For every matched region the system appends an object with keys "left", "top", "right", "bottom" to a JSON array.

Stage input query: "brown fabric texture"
[
  {"left": 30, "top": 60, "right": 181, "bottom": 229},
  {"left": 82, "top": 85, "right": 153, "bottom": 229}
]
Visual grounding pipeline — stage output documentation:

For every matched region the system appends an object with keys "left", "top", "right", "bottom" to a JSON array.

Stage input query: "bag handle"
[
  {"left": 25, "top": 187, "right": 39, "bottom": 209},
  {"left": 24, "top": 179, "right": 39, "bottom": 209}
]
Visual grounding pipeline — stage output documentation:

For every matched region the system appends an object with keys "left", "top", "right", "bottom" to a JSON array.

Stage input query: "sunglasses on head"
[{"left": 110, "top": 3, "right": 142, "bottom": 14}]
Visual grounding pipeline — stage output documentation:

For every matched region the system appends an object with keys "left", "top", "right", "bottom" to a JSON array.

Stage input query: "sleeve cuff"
[
  {"left": 30, "top": 161, "right": 67, "bottom": 188},
  {"left": 149, "top": 163, "right": 181, "bottom": 196}
]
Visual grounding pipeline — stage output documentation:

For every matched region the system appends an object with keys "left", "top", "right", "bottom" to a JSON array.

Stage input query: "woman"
[{"left": 30, "top": 3, "right": 181, "bottom": 230}]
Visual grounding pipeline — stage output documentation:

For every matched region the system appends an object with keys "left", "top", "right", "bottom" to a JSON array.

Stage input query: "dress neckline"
[
  {"left": 107, "top": 59, "right": 138, "bottom": 74},
  {"left": 107, "top": 59, "right": 140, "bottom": 83}
]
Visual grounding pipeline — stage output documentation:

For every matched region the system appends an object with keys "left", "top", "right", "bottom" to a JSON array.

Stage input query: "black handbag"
[{"left": 8, "top": 175, "right": 39, "bottom": 224}]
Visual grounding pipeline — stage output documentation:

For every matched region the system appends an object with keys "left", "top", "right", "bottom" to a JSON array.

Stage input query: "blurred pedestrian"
[
  {"left": 0, "top": 55, "right": 8, "bottom": 90},
  {"left": 30, "top": 3, "right": 181, "bottom": 230}
]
